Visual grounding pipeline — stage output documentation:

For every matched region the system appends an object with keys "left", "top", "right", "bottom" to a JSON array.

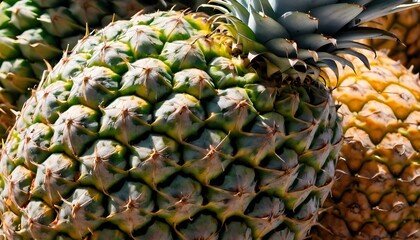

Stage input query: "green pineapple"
[
  {"left": 0, "top": 0, "right": 418, "bottom": 239},
  {"left": 0, "top": 0, "right": 207, "bottom": 142}
]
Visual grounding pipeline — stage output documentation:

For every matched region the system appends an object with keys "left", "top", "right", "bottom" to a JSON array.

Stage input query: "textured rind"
[
  {"left": 0, "top": 99, "right": 14, "bottom": 139},
  {"left": 0, "top": 11, "right": 341, "bottom": 240},
  {"left": 0, "top": 0, "right": 205, "bottom": 144},
  {"left": 312, "top": 50, "right": 420, "bottom": 239}
]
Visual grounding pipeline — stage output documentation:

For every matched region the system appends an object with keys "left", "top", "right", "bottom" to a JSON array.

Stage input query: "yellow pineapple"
[
  {"left": 0, "top": 92, "right": 14, "bottom": 139},
  {"left": 312, "top": 50, "right": 420, "bottom": 239},
  {"left": 364, "top": 7, "right": 420, "bottom": 73}
]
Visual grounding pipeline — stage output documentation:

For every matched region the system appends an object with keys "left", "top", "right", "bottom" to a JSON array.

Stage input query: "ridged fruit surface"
[
  {"left": 364, "top": 7, "right": 420, "bottom": 73},
  {"left": 0, "top": 0, "right": 205, "bottom": 142},
  {"left": 311, "top": 50, "right": 420, "bottom": 239},
  {"left": 1, "top": 0, "right": 417, "bottom": 238},
  {"left": 0, "top": 10, "right": 342, "bottom": 239}
]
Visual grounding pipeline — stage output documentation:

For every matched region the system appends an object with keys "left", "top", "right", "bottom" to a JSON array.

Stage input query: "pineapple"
[
  {"left": 0, "top": 0, "right": 418, "bottom": 239},
  {"left": 364, "top": 6, "right": 420, "bottom": 73},
  {"left": 0, "top": 0, "right": 207, "bottom": 143},
  {"left": 311, "top": 50, "right": 420, "bottom": 239}
]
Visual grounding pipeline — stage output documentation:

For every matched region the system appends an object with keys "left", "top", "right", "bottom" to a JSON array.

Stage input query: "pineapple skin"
[
  {"left": 312, "top": 50, "right": 420, "bottom": 239},
  {"left": 0, "top": 10, "right": 342, "bottom": 239},
  {"left": 364, "top": 7, "right": 420, "bottom": 73},
  {"left": 0, "top": 0, "right": 205, "bottom": 144}
]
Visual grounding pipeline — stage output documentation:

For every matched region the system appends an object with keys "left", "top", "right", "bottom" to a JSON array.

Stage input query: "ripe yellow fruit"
[{"left": 312, "top": 50, "right": 420, "bottom": 239}]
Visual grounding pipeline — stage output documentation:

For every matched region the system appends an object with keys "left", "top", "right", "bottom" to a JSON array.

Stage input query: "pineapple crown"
[{"left": 204, "top": 0, "right": 420, "bottom": 79}]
